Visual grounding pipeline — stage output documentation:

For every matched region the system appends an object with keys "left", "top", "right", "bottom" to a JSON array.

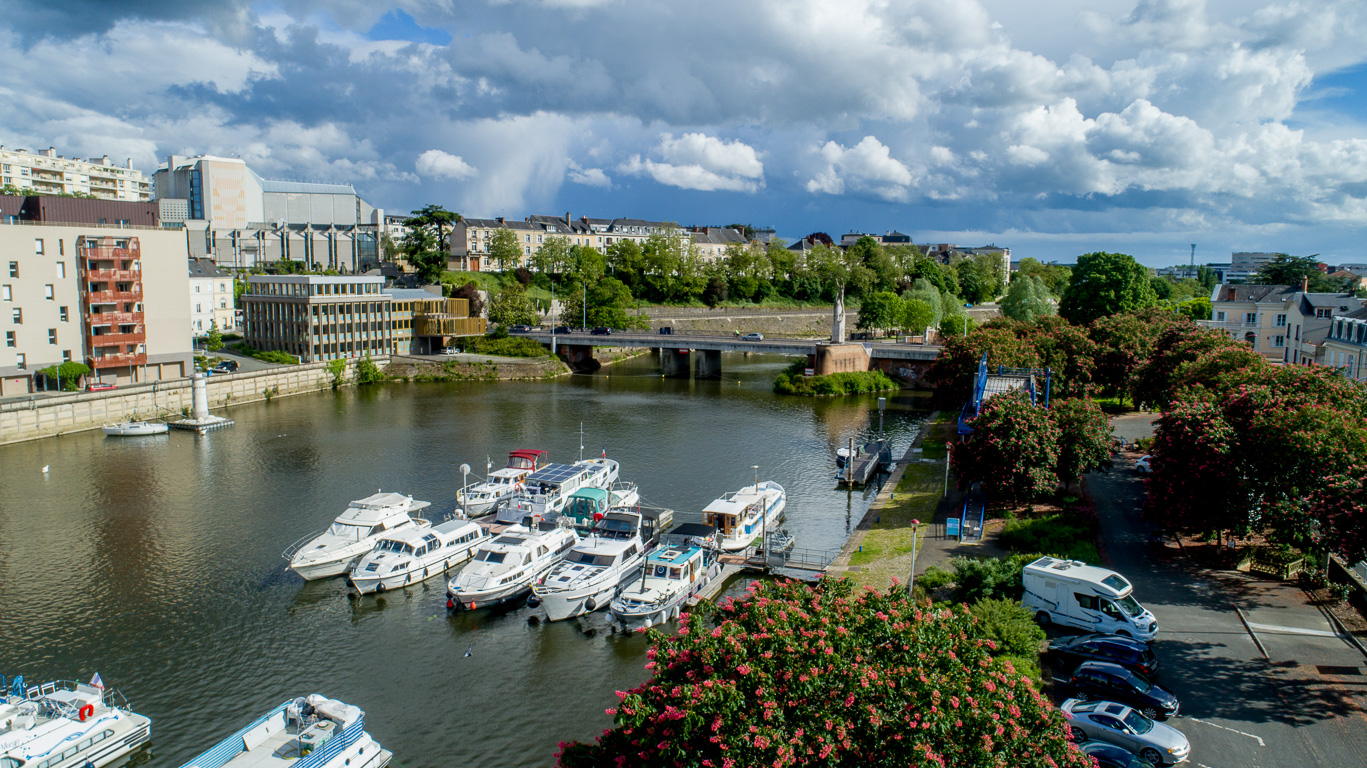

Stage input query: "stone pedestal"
[
  {"left": 695, "top": 349, "right": 722, "bottom": 380},
  {"left": 661, "top": 348, "right": 690, "bottom": 378}
]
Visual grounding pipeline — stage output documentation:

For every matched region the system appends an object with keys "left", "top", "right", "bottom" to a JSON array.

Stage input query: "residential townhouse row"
[{"left": 1200, "top": 280, "right": 1367, "bottom": 377}]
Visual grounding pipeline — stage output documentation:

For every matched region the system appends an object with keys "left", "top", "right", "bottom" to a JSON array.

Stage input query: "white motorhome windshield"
[{"left": 1116, "top": 595, "right": 1144, "bottom": 616}]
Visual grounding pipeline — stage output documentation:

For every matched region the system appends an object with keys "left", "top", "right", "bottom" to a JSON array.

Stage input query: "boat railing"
[
  {"left": 176, "top": 702, "right": 292, "bottom": 768},
  {"left": 282, "top": 530, "right": 326, "bottom": 561},
  {"left": 296, "top": 714, "right": 365, "bottom": 768},
  {"left": 18, "top": 680, "right": 129, "bottom": 714}
]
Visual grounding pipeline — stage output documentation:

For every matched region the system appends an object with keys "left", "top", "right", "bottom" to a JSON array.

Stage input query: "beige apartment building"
[
  {"left": 0, "top": 223, "right": 193, "bottom": 396},
  {"left": 1201, "top": 284, "right": 1364, "bottom": 364},
  {"left": 1320, "top": 308, "right": 1367, "bottom": 379},
  {"left": 449, "top": 214, "right": 690, "bottom": 271},
  {"left": 188, "top": 258, "right": 238, "bottom": 337},
  {"left": 0, "top": 146, "right": 151, "bottom": 201}
]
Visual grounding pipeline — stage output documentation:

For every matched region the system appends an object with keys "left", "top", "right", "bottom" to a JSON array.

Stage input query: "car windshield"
[
  {"left": 1121, "top": 710, "right": 1154, "bottom": 734},
  {"left": 1116, "top": 595, "right": 1145, "bottom": 616}
]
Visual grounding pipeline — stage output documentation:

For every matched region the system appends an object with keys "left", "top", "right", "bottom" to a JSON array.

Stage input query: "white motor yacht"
[
  {"left": 349, "top": 519, "right": 486, "bottom": 595},
  {"left": 175, "top": 694, "right": 390, "bottom": 768},
  {"left": 456, "top": 449, "right": 547, "bottom": 516},
  {"left": 611, "top": 525, "right": 723, "bottom": 631},
  {"left": 498, "top": 458, "right": 619, "bottom": 524},
  {"left": 702, "top": 480, "right": 786, "bottom": 551},
  {"left": 446, "top": 519, "right": 578, "bottom": 610},
  {"left": 0, "top": 676, "right": 151, "bottom": 768},
  {"left": 533, "top": 510, "right": 648, "bottom": 621},
  {"left": 284, "top": 492, "right": 432, "bottom": 580}
]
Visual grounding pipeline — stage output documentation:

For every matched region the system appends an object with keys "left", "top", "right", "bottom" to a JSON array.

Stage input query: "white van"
[{"left": 1021, "top": 556, "right": 1158, "bottom": 640}]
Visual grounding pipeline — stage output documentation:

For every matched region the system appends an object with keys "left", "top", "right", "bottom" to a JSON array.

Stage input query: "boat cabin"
[
  {"left": 645, "top": 544, "right": 705, "bottom": 585},
  {"left": 563, "top": 488, "right": 609, "bottom": 528},
  {"left": 507, "top": 449, "right": 548, "bottom": 471},
  {"left": 593, "top": 511, "right": 642, "bottom": 541},
  {"left": 331, "top": 493, "right": 431, "bottom": 541},
  {"left": 702, "top": 490, "right": 764, "bottom": 540}
]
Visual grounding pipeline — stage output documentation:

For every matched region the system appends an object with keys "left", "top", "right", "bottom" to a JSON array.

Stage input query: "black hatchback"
[
  {"left": 1049, "top": 634, "right": 1159, "bottom": 678},
  {"left": 1062, "top": 662, "right": 1179, "bottom": 720}
]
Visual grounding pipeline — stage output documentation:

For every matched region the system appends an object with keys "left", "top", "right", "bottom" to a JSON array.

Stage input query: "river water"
[{"left": 0, "top": 351, "right": 927, "bottom": 768}]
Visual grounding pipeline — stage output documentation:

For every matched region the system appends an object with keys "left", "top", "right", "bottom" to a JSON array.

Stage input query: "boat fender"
[
  {"left": 78, "top": 705, "right": 94, "bottom": 722},
  {"left": 527, "top": 595, "right": 542, "bottom": 608},
  {"left": 584, "top": 597, "right": 597, "bottom": 612},
  {"left": 446, "top": 598, "right": 456, "bottom": 610}
]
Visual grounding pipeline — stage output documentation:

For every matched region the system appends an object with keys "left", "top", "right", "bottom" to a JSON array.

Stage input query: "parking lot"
[{"left": 1082, "top": 468, "right": 1367, "bottom": 768}]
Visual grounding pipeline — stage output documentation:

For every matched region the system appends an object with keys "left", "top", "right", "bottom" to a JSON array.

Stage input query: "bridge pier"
[
  {"left": 559, "top": 344, "right": 600, "bottom": 373},
  {"left": 695, "top": 349, "right": 722, "bottom": 380},
  {"left": 661, "top": 348, "right": 690, "bottom": 378}
]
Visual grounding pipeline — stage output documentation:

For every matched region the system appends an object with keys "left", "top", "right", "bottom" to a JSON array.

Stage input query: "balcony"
[
  {"left": 87, "top": 310, "right": 142, "bottom": 325},
  {"left": 88, "top": 332, "right": 145, "bottom": 348},
  {"left": 84, "top": 288, "right": 142, "bottom": 304},
  {"left": 82, "top": 268, "right": 140, "bottom": 282},
  {"left": 89, "top": 352, "right": 146, "bottom": 369},
  {"left": 1198, "top": 320, "right": 1261, "bottom": 330}
]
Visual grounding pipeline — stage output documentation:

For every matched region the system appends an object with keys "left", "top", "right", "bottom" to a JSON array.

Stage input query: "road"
[
  {"left": 513, "top": 329, "right": 943, "bottom": 361},
  {"left": 1082, "top": 468, "right": 1367, "bottom": 768}
]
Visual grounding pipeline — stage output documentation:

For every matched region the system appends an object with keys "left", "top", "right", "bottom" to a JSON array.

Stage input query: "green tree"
[
  {"left": 955, "top": 254, "right": 1005, "bottom": 304},
  {"left": 563, "top": 277, "right": 648, "bottom": 330},
  {"left": 557, "top": 578, "right": 1091, "bottom": 768},
  {"left": 567, "top": 245, "right": 607, "bottom": 285},
  {"left": 531, "top": 235, "right": 573, "bottom": 276},
  {"left": 405, "top": 204, "right": 460, "bottom": 253},
  {"left": 1059, "top": 252, "right": 1158, "bottom": 325},
  {"left": 1000, "top": 275, "right": 1055, "bottom": 322},
  {"left": 1089, "top": 310, "right": 1187, "bottom": 397},
  {"left": 203, "top": 321, "right": 223, "bottom": 352},
  {"left": 1015, "top": 258, "right": 1071, "bottom": 297},
  {"left": 605, "top": 239, "right": 646, "bottom": 293},
  {"left": 38, "top": 361, "right": 91, "bottom": 391},
  {"left": 1252, "top": 253, "right": 1344, "bottom": 292},
  {"left": 451, "top": 281, "right": 486, "bottom": 318},
  {"left": 856, "top": 290, "right": 902, "bottom": 333},
  {"left": 901, "top": 278, "right": 944, "bottom": 329},
  {"left": 380, "top": 232, "right": 401, "bottom": 262},
  {"left": 487, "top": 282, "right": 539, "bottom": 327},
  {"left": 1196, "top": 265, "right": 1219, "bottom": 291},
  {"left": 902, "top": 298, "right": 937, "bottom": 336},
  {"left": 400, "top": 226, "right": 443, "bottom": 283},
  {"left": 1177, "top": 297, "right": 1212, "bottom": 320},
  {"left": 1050, "top": 398, "right": 1114, "bottom": 487},
  {"left": 487, "top": 227, "right": 522, "bottom": 271},
  {"left": 953, "top": 390, "right": 1061, "bottom": 505}
]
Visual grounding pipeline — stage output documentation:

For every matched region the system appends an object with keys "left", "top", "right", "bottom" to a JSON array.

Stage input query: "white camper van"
[{"left": 1021, "top": 556, "right": 1158, "bottom": 640}]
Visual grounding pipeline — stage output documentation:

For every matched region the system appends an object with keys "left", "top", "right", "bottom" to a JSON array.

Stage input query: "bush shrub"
[
  {"left": 773, "top": 359, "right": 898, "bottom": 396},
  {"left": 949, "top": 555, "right": 1027, "bottom": 603},
  {"left": 969, "top": 598, "right": 1047, "bottom": 660},
  {"left": 999, "top": 515, "right": 1100, "bottom": 563},
  {"left": 461, "top": 335, "right": 551, "bottom": 358},
  {"left": 228, "top": 342, "right": 299, "bottom": 365},
  {"left": 355, "top": 355, "right": 385, "bottom": 385}
]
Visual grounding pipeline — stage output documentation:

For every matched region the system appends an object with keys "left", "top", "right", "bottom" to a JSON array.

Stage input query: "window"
[
  {"left": 1, "top": 285, "right": 9, "bottom": 301},
  {"left": 8, "top": 262, "right": 17, "bottom": 278},
  {"left": 59, "top": 240, "right": 64, "bottom": 256},
  {"left": 47, "top": 329, "right": 56, "bottom": 344},
  {"left": 56, "top": 262, "right": 65, "bottom": 279},
  {"left": 34, "top": 239, "right": 43, "bottom": 254},
  {"left": 4, "top": 331, "right": 13, "bottom": 347},
  {"left": 1075, "top": 593, "right": 1098, "bottom": 610},
  {"left": 1275, "top": 313, "right": 1287, "bottom": 327},
  {"left": 45, "top": 284, "right": 54, "bottom": 300},
  {"left": 195, "top": 304, "right": 201, "bottom": 313},
  {"left": 1317, "top": 308, "right": 1332, "bottom": 319},
  {"left": 12, "top": 307, "right": 21, "bottom": 324},
  {"left": 1244, "top": 312, "right": 1257, "bottom": 324},
  {"left": 15, "top": 353, "right": 24, "bottom": 370},
  {"left": 195, "top": 284, "right": 201, "bottom": 293},
  {"left": 59, "top": 306, "right": 68, "bottom": 322},
  {"left": 1273, "top": 335, "right": 1285, "bottom": 348},
  {"left": 1216, "top": 311, "right": 1226, "bottom": 322},
  {"left": 62, "top": 350, "right": 71, "bottom": 362}
]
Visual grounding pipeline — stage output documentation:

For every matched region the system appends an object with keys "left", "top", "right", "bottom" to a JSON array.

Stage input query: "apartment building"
[
  {"left": 1228, "top": 252, "right": 1278, "bottom": 282},
  {"left": 188, "top": 257, "right": 237, "bottom": 336},
  {"left": 242, "top": 275, "right": 392, "bottom": 363},
  {"left": 1201, "top": 283, "right": 1363, "bottom": 364},
  {"left": 690, "top": 227, "right": 749, "bottom": 260},
  {"left": 1320, "top": 308, "right": 1367, "bottom": 379},
  {"left": 153, "top": 155, "right": 383, "bottom": 271},
  {"left": 449, "top": 214, "right": 688, "bottom": 271},
  {"left": 0, "top": 222, "right": 193, "bottom": 395},
  {"left": 0, "top": 146, "right": 151, "bottom": 201}
]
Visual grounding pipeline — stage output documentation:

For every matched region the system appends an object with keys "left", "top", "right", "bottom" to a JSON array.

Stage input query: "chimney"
[
  {"left": 1301, "top": 275, "right": 1309, "bottom": 293},
  {"left": 42, "top": 147, "right": 55, "bottom": 158},
  {"left": 565, "top": 211, "right": 571, "bottom": 225}
]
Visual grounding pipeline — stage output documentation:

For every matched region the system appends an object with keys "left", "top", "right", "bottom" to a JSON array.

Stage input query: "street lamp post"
[
  {"left": 550, "top": 283, "right": 557, "bottom": 355},
  {"left": 906, "top": 518, "right": 921, "bottom": 598},
  {"left": 459, "top": 463, "right": 471, "bottom": 518}
]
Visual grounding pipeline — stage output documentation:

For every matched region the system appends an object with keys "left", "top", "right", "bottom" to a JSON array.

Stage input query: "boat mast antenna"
[{"left": 578, "top": 421, "right": 586, "bottom": 462}]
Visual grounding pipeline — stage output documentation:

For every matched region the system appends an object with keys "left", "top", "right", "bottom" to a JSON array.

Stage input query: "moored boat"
[
  {"left": 498, "top": 458, "right": 619, "bottom": 524},
  {"left": 0, "top": 674, "right": 151, "bottom": 768},
  {"left": 348, "top": 519, "right": 487, "bottom": 595},
  {"left": 533, "top": 510, "right": 648, "bottom": 621},
  {"left": 610, "top": 524, "right": 723, "bottom": 631},
  {"left": 174, "top": 694, "right": 390, "bottom": 768},
  {"left": 284, "top": 492, "right": 432, "bottom": 580},
  {"left": 447, "top": 518, "right": 579, "bottom": 610},
  {"left": 101, "top": 421, "right": 168, "bottom": 436},
  {"left": 456, "top": 450, "right": 548, "bottom": 516},
  {"left": 702, "top": 480, "right": 786, "bottom": 551}
]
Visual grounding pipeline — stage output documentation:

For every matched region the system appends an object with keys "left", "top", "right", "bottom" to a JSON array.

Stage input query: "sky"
[{"left": 1, "top": 0, "right": 1365, "bottom": 267}]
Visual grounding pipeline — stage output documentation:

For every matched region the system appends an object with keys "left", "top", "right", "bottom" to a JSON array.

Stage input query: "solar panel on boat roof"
[{"left": 527, "top": 463, "right": 585, "bottom": 484}]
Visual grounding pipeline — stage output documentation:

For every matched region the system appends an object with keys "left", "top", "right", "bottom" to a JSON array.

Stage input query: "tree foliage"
[
  {"left": 1014, "top": 258, "right": 1071, "bottom": 297},
  {"left": 37, "top": 361, "right": 91, "bottom": 390},
  {"left": 487, "top": 227, "right": 522, "bottom": 270},
  {"left": 1059, "top": 252, "right": 1157, "bottom": 325},
  {"left": 487, "top": 282, "right": 539, "bottom": 327},
  {"left": 1000, "top": 275, "right": 1055, "bottom": 322},
  {"left": 953, "top": 391, "right": 1062, "bottom": 505},
  {"left": 206, "top": 320, "right": 224, "bottom": 352},
  {"left": 1252, "top": 254, "right": 1345, "bottom": 292},
  {"left": 451, "top": 281, "right": 486, "bottom": 317},
  {"left": 955, "top": 254, "right": 1005, "bottom": 305},
  {"left": 402, "top": 205, "right": 460, "bottom": 283},
  {"left": 558, "top": 578, "right": 1090, "bottom": 768},
  {"left": 1129, "top": 324, "right": 1263, "bottom": 409},
  {"left": 1050, "top": 398, "right": 1113, "bottom": 486}
]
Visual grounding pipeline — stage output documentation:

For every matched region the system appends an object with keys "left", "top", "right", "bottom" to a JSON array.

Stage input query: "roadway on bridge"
[{"left": 513, "top": 329, "right": 942, "bottom": 359}]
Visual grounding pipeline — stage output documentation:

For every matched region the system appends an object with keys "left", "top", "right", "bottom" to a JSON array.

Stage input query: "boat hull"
[
  {"left": 611, "top": 561, "right": 723, "bottom": 631},
  {"left": 537, "top": 576, "right": 630, "bottom": 621},
  {"left": 447, "top": 582, "right": 531, "bottom": 611},
  {"left": 102, "top": 423, "right": 168, "bottom": 436},
  {"left": 289, "top": 551, "right": 364, "bottom": 580},
  {"left": 349, "top": 552, "right": 472, "bottom": 595}
]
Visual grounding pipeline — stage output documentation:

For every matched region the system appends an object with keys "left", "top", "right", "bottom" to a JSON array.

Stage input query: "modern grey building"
[{"left": 242, "top": 275, "right": 391, "bottom": 363}]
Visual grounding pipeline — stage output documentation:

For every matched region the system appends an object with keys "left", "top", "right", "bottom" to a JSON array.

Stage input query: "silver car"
[{"left": 1062, "top": 699, "right": 1190, "bottom": 765}]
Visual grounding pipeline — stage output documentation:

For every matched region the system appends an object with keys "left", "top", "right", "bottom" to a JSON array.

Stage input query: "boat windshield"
[
  {"left": 477, "top": 551, "right": 507, "bottom": 563},
  {"left": 596, "top": 519, "right": 634, "bottom": 539},
  {"left": 328, "top": 522, "right": 375, "bottom": 540},
  {"left": 570, "top": 552, "right": 616, "bottom": 566},
  {"left": 1121, "top": 710, "right": 1154, "bottom": 734},
  {"left": 375, "top": 540, "right": 412, "bottom": 554},
  {"left": 651, "top": 565, "right": 683, "bottom": 579},
  {"left": 1116, "top": 595, "right": 1145, "bottom": 617}
]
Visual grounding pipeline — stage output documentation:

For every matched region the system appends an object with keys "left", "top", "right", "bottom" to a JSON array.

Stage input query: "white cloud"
[
  {"left": 415, "top": 149, "right": 478, "bottom": 179},
  {"left": 567, "top": 162, "right": 611, "bottom": 188},
  {"left": 806, "top": 136, "right": 914, "bottom": 201},
  {"left": 619, "top": 133, "right": 764, "bottom": 192}
]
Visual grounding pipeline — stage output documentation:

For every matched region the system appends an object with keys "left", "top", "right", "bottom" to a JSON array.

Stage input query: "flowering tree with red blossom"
[
  {"left": 1050, "top": 397, "right": 1114, "bottom": 488},
  {"left": 953, "top": 391, "right": 1062, "bottom": 505},
  {"left": 557, "top": 578, "right": 1093, "bottom": 768},
  {"left": 1307, "top": 472, "right": 1367, "bottom": 566}
]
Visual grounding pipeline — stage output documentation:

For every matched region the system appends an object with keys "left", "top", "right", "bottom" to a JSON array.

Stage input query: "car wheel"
[
  {"left": 1073, "top": 691, "right": 1088, "bottom": 702},
  {"left": 1141, "top": 706, "right": 1159, "bottom": 719},
  {"left": 1067, "top": 726, "right": 1085, "bottom": 743},
  {"left": 1139, "top": 747, "right": 1162, "bottom": 765},
  {"left": 1035, "top": 611, "right": 1051, "bottom": 627}
]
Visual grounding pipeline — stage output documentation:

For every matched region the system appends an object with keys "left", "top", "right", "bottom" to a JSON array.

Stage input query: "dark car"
[
  {"left": 553, "top": 326, "right": 573, "bottom": 334},
  {"left": 211, "top": 359, "right": 239, "bottom": 373},
  {"left": 1063, "top": 662, "right": 1179, "bottom": 720},
  {"left": 590, "top": 327, "right": 612, "bottom": 335},
  {"left": 1078, "top": 741, "right": 1157, "bottom": 768},
  {"left": 657, "top": 326, "right": 674, "bottom": 335},
  {"left": 509, "top": 324, "right": 532, "bottom": 333},
  {"left": 1049, "top": 633, "right": 1159, "bottom": 678}
]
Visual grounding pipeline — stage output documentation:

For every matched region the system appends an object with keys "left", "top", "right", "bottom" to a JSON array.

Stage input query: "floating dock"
[{"left": 836, "top": 439, "right": 891, "bottom": 488}]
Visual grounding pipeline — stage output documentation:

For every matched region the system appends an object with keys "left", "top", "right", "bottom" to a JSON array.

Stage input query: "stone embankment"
[
  {"left": 0, "top": 358, "right": 380, "bottom": 445},
  {"left": 630, "top": 306, "right": 854, "bottom": 338}
]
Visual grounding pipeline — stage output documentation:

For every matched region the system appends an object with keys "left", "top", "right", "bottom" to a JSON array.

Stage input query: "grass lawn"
[
  {"left": 441, "top": 271, "right": 503, "bottom": 291},
  {"left": 919, "top": 411, "right": 956, "bottom": 460},
  {"left": 848, "top": 463, "right": 942, "bottom": 590},
  {"left": 1092, "top": 394, "right": 1134, "bottom": 414}
]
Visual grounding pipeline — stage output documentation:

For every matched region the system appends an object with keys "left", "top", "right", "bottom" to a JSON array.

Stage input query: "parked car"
[
  {"left": 553, "top": 326, "right": 573, "bottom": 334},
  {"left": 441, "top": 347, "right": 461, "bottom": 356},
  {"left": 1134, "top": 455, "right": 1152, "bottom": 473},
  {"left": 1078, "top": 740, "right": 1159, "bottom": 768},
  {"left": 211, "top": 360, "right": 239, "bottom": 373},
  {"left": 509, "top": 324, "right": 532, "bottom": 333},
  {"left": 1062, "top": 662, "right": 1179, "bottom": 719},
  {"left": 86, "top": 382, "right": 116, "bottom": 391},
  {"left": 742, "top": 332, "right": 764, "bottom": 341},
  {"left": 1062, "top": 700, "right": 1189, "bottom": 765},
  {"left": 657, "top": 326, "right": 674, "bottom": 335},
  {"left": 590, "top": 327, "right": 612, "bottom": 335},
  {"left": 1049, "top": 633, "right": 1159, "bottom": 678}
]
